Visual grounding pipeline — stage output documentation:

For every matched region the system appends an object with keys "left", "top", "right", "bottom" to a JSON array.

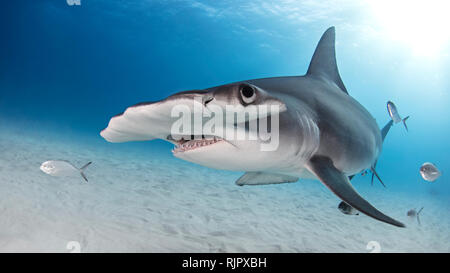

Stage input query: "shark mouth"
[{"left": 168, "top": 135, "right": 224, "bottom": 154}]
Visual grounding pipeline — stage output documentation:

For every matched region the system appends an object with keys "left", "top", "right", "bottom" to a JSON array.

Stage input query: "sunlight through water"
[{"left": 369, "top": 0, "right": 450, "bottom": 57}]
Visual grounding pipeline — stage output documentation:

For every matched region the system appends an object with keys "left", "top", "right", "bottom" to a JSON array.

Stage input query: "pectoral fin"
[
  {"left": 307, "top": 156, "right": 405, "bottom": 227},
  {"left": 236, "top": 172, "right": 298, "bottom": 186}
]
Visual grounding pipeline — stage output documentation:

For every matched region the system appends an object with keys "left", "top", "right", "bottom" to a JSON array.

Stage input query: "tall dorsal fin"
[{"left": 306, "top": 26, "right": 348, "bottom": 94}]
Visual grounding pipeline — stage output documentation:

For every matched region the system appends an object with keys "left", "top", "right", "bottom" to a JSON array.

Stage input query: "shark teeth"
[{"left": 172, "top": 137, "right": 222, "bottom": 153}]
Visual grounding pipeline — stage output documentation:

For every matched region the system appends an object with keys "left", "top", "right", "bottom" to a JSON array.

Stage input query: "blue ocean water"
[{"left": 0, "top": 1, "right": 449, "bottom": 251}]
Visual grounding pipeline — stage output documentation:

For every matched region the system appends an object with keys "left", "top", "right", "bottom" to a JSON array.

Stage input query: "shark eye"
[{"left": 239, "top": 84, "right": 256, "bottom": 104}]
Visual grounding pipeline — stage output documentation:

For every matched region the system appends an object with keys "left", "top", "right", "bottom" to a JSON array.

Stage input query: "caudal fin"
[
  {"left": 369, "top": 120, "right": 394, "bottom": 187},
  {"left": 381, "top": 120, "right": 394, "bottom": 142},
  {"left": 79, "top": 161, "right": 92, "bottom": 182},
  {"left": 370, "top": 166, "right": 386, "bottom": 188},
  {"left": 402, "top": 116, "right": 410, "bottom": 132}
]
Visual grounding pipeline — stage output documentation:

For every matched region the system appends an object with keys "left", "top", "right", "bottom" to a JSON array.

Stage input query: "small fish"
[
  {"left": 420, "top": 162, "right": 441, "bottom": 182},
  {"left": 40, "top": 160, "right": 92, "bottom": 182},
  {"left": 407, "top": 207, "right": 424, "bottom": 225},
  {"left": 338, "top": 201, "right": 359, "bottom": 215},
  {"left": 387, "top": 101, "right": 410, "bottom": 131}
]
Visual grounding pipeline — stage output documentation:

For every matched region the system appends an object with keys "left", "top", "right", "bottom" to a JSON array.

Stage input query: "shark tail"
[
  {"left": 369, "top": 120, "right": 394, "bottom": 187},
  {"left": 79, "top": 161, "right": 92, "bottom": 182},
  {"left": 402, "top": 116, "right": 410, "bottom": 132},
  {"left": 371, "top": 171, "right": 374, "bottom": 186},
  {"left": 370, "top": 165, "right": 386, "bottom": 188},
  {"left": 381, "top": 120, "right": 394, "bottom": 142}
]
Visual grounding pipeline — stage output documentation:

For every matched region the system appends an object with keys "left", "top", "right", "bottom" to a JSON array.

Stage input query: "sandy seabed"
[{"left": 0, "top": 124, "right": 448, "bottom": 253}]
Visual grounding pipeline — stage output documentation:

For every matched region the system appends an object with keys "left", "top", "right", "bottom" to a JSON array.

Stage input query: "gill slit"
[{"left": 294, "top": 110, "right": 320, "bottom": 168}]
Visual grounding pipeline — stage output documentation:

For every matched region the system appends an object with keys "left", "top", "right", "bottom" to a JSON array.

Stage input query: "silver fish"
[
  {"left": 420, "top": 162, "right": 441, "bottom": 182},
  {"left": 407, "top": 207, "right": 424, "bottom": 225},
  {"left": 338, "top": 201, "right": 359, "bottom": 215},
  {"left": 40, "top": 160, "right": 92, "bottom": 182},
  {"left": 387, "top": 101, "right": 409, "bottom": 131}
]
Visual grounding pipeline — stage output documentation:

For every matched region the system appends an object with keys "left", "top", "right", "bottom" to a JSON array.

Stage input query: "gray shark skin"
[{"left": 101, "top": 27, "right": 405, "bottom": 227}]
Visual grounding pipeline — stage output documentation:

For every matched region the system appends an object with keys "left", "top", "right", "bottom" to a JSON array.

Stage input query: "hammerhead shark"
[{"left": 100, "top": 27, "right": 405, "bottom": 227}]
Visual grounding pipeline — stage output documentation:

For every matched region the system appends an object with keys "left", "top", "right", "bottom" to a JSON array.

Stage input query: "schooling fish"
[
  {"left": 420, "top": 162, "right": 441, "bottom": 182},
  {"left": 338, "top": 201, "right": 359, "bottom": 215},
  {"left": 407, "top": 207, "right": 424, "bottom": 225},
  {"left": 387, "top": 101, "right": 409, "bottom": 131},
  {"left": 40, "top": 160, "right": 92, "bottom": 182}
]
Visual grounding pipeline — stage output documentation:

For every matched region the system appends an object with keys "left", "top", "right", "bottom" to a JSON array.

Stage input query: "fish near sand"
[
  {"left": 407, "top": 207, "right": 424, "bottom": 225},
  {"left": 100, "top": 27, "right": 405, "bottom": 227},
  {"left": 387, "top": 101, "right": 409, "bottom": 131},
  {"left": 420, "top": 162, "right": 441, "bottom": 182},
  {"left": 338, "top": 201, "right": 359, "bottom": 215},
  {"left": 40, "top": 160, "right": 92, "bottom": 182}
]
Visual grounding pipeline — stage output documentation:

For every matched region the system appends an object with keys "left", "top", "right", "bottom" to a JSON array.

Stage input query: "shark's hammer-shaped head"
[
  {"left": 100, "top": 82, "right": 291, "bottom": 171},
  {"left": 171, "top": 83, "right": 289, "bottom": 171}
]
